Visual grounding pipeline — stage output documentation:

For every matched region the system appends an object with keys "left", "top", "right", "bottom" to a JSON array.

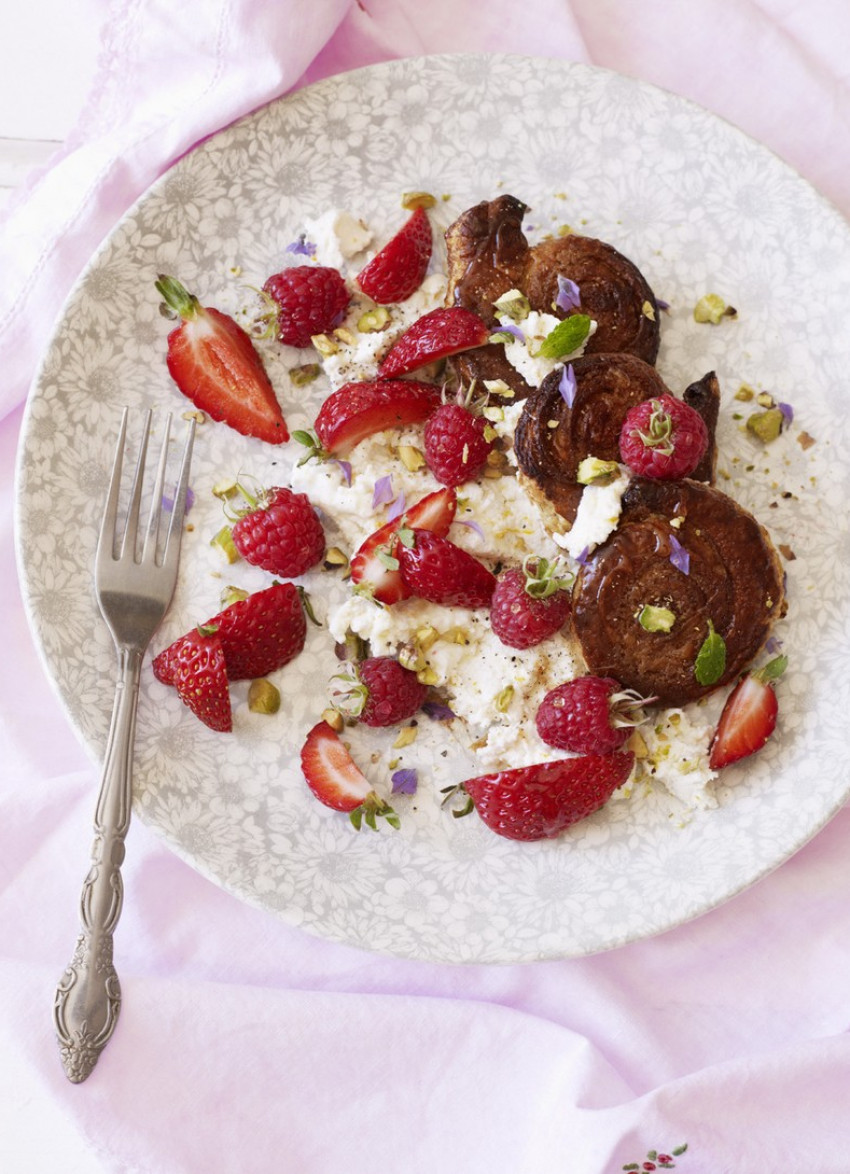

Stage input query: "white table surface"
[{"left": 0, "top": 1, "right": 100, "bottom": 209}]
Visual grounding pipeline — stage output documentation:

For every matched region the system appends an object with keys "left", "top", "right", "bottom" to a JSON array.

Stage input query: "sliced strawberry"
[
  {"left": 300, "top": 721, "right": 400, "bottom": 829},
  {"left": 355, "top": 206, "right": 432, "bottom": 304},
  {"left": 170, "top": 627, "right": 232, "bottom": 733},
  {"left": 153, "top": 582, "right": 306, "bottom": 684},
  {"left": 350, "top": 487, "right": 457, "bottom": 604},
  {"left": 314, "top": 379, "right": 441, "bottom": 456},
  {"left": 708, "top": 655, "right": 786, "bottom": 769},
  {"left": 156, "top": 275, "right": 288, "bottom": 445},
  {"left": 397, "top": 529, "right": 496, "bottom": 608},
  {"left": 463, "top": 752, "right": 635, "bottom": 841},
  {"left": 378, "top": 307, "right": 491, "bottom": 377}
]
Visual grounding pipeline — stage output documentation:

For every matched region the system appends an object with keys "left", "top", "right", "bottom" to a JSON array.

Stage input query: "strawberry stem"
[{"left": 155, "top": 274, "right": 201, "bottom": 321}]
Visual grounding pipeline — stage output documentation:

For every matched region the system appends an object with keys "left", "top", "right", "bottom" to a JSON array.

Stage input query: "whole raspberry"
[
  {"left": 489, "top": 558, "right": 572, "bottom": 649},
  {"left": 535, "top": 675, "right": 637, "bottom": 755},
  {"left": 338, "top": 656, "right": 428, "bottom": 727},
  {"left": 262, "top": 266, "right": 350, "bottom": 348},
  {"left": 619, "top": 393, "right": 708, "bottom": 480},
  {"left": 231, "top": 486, "right": 325, "bottom": 577},
  {"left": 423, "top": 402, "right": 494, "bottom": 487}
]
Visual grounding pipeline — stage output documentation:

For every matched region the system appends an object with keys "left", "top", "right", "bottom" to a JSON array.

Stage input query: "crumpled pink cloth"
[{"left": 3, "top": 2, "right": 850, "bottom": 1171}]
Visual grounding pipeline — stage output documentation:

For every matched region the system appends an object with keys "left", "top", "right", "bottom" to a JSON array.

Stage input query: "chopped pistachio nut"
[
  {"left": 323, "top": 547, "right": 350, "bottom": 573},
  {"left": 212, "top": 477, "right": 240, "bottom": 500},
  {"left": 638, "top": 604, "right": 676, "bottom": 633},
  {"left": 220, "top": 584, "right": 249, "bottom": 608},
  {"left": 416, "top": 666, "right": 440, "bottom": 687},
  {"left": 734, "top": 383, "right": 755, "bottom": 402},
  {"left": 641, "top": 300, "right": 656, "bottom": 321},
  {"left": 402, "top": 191, "right": 436, "bottom": 209},
  {"left": 248, "top": 679, "right": 281, "bottom": 715},
  {"left": 398, "top": 444, "right": 426, "bottom": 471},
  {"left": 495, "top": 685, "right": 515, "bottom": 713},
  {"left": 321, "top": 707, "right": 345, "bottom": 732},
  {"left": 311, "top": 333, "right": 339, "bottom": 356},
  {"left": 333, "top": 326, "right": 358, "bottom": 347},
  {"left": 482, "top": 405, "right": 505, "bottom": 423},
  {"left": 493, "top": 288, "right": 531, "bottom": 321},
  {"left": 357, "top": 306, "right": 391, "bottom": 333},
  {"left": 181, "top": 409, "right": 206, "bottom": 424},
  {"left": 576, "top": 456, "right": 621, "bottom": 486},
  {"left": 797, "top": 431, "right": 816, "bottom": 450},
  {"left": 290, "top": 362, "right": 321, "bottom": 387},
  {"left": 746, "top": 407, "right": 783, "bottom": 443},
  {"left": 398, "top": 642, "right": 426, "bottom": 673},
  {"left": 443, "top": 626, "right": 471, "bottom": 646},
  {"left": 626, "top": 729, "right": 649, "bottom": 759},
  {"left": 483, "top": 379, "right": 515, "bottom": 399},
  {"left": 415, "top": 624, "right": 440, "bottom": 651},
  {"left": 393, "top": 724, "right": 419, "bottom": 748},
  {"left": 756, "top": 391, "right": 776, "bottom": 408},
  {"left": 210, "top": 524, "right": 240, "bottom": 564},
  {"left": 693, "top": 293, "right": 730, "bottom": 324}
]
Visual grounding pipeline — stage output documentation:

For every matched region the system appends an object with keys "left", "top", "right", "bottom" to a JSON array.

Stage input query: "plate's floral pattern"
[{"left": 16, "top": 56, "right": 850, "bottom": 963}]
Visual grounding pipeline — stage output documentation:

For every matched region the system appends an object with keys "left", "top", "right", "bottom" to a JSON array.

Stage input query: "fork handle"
[{"left": 54, "top": 646, "right": 142, "bottom": 1083}]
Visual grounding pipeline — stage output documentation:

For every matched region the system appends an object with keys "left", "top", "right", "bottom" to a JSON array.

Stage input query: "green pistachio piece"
[
  {"left": 576, "top": 456, "right": 621, "bottom": 486},
  {"left": 248, "top": 679, "right": 281, "bottom": 714},
  {"left": 638, "top": 605, "right": 676, "bottom": 633},
  {"left": 746, "top": 407, "right": 783, "bottom": 443},
  {"left": 290, "top": 363, "right": 321, "bottom": 387},
  {"left": 693, "top": 293, "right": 731, "bottom": 324},
  {"left": 492, "top": 288, "right": 531, "bottom": 321},
  {"left": 210, "top": 524, "right": 240, "bottom": 564}
]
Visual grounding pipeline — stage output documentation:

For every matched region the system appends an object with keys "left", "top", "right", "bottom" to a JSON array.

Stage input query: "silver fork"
[{"left": 53, "top": 407, "right": 195, "bottom": 1083}]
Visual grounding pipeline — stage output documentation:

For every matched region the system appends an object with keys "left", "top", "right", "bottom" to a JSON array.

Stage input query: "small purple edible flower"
[
  {"left": 391, "top": 768, "right": 418, "bottom": 795},
  {"left": 285, "top": 234, "right": 317, "bottom": 257},
  {"left": 333, "top": 459, "right": 352, "bottom": 486},
  {"left": 656, "top": 297, "right": 670, "bottom": 311},
  {"left": 455, "top": 518, "right": 485, "bottom": 541},
  {"left": 162, "top": 486, "right": 195, "bottom": 514},
  {"left": 372, "top": 474, "right": 394, "bottom": 508},
  {"left": 559, "top": 363, "right": 577, "bottom": 409},
  {"left": 576, "top": 545, "right": 591, "bottom": 566},
  {"left": 555, "top": 274, "right": 581, "bottom": 312},
  {"left": 778, "top": 401, "right": 794, "bottom": 424},
  {"left": 765, "top": 635, "right": 784, "bottom": 655},
  {"left": 387, "top": 491, "right": 407, "bottom": 522},
  {"left": 422, "top": 701, "right": 456, "bottom": 722},
  {"left": 493, "top": 322, "right": 526, "bottom": 343},
  {"left": 669, "top": 533, "right": 690, "bottom": 575}
]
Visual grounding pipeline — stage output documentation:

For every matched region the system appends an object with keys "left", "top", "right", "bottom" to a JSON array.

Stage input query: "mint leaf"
[
  {"left": 538, "top": 313, "right": 592, "bottom": 359},
  {"left": 694, "top": 620, "right": 726, "bottom": 685}
]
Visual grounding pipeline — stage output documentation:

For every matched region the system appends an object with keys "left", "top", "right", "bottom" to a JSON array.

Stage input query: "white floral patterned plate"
[{"left": 16, "top": 56, "right": 850, "bottom": 963}]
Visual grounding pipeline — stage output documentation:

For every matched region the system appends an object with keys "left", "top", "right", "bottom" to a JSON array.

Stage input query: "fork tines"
[{"left": 100, "top": 408, "right": 195, "bottom": 569}]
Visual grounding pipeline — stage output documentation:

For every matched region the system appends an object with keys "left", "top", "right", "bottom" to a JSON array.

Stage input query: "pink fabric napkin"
[{"left": 3, "top": 2, "right": 850, "bottom": 1171}]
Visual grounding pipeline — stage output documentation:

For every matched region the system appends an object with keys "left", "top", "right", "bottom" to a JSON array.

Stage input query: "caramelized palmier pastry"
[
  {"left": 444, "top": 195, "right": 660, "bottom": 397},
  {"left": 571, "top": 477, "right": 786, "bottom": 708},
  {"left": 514, "top": 354, "right": 719, "bottom": 528}
]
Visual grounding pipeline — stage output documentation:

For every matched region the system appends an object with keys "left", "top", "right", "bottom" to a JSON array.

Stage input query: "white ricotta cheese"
[{"left": 553, "top": 464, "right": 631, "bottom": 559}]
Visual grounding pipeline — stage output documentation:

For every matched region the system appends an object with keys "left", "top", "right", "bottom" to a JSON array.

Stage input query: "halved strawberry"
[
  {"left": 314, "top": 379, "right": 441, "bottom": 456},
  {"left": 708, "top": 655, "right": 787, "bottom": 769},
  {"left": 170, "top": 627, "right": 232, "bottom": 733},
  {"left": 350, "top": 487, "right": 457, "bottom": 604},
  {"left": 378, "top": 307, "right": 490, "bottom": 377},
  {"left": 153, "top": 582, "right": 306, "bottom": 685},
  {"left": 463, "top": 752, "right": 635, "bottom": 841},
  {"left": 156, "top": 275, "right": 289, "bottom": 444},
  {"left": 355, "top": 206, "right": 432, "bottom": 304},
  {"left": 300, "top": 720, "right": 400, "bottom": 829},
  {"left": 397, "top": 529, "right": 496, "bottom": 609}
]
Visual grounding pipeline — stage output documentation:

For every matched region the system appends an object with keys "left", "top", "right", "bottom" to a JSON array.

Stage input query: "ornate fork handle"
[{"left": 53, "top": 646, "right": 142, "bottom": 1083}]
